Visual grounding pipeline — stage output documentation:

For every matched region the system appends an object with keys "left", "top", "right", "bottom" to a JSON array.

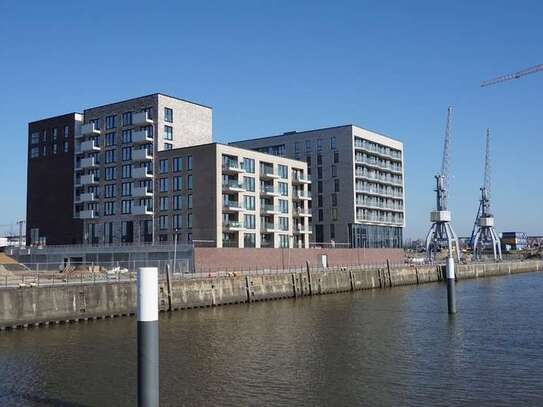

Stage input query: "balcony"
[
  {"left": 294, "top": 224, "right": 312, "bottom": 234},
  {"left": 223, "top": 181, "right": 245, "bottom": 193},
  {"left": 294, "top": 208, "right": 312, "bottom": 217},
  {"left": 133, "top": 130, "right": 153, "bottom": 144},
  {"left": 133, "top": 149, "right": 152, "bottom": 161},
  {"left": 260, "top": 238, "right": 274, "bottom": 248},
  {"left": 133, "top": 167, "right": 153, "bottom": 179},
  {"left": 133, "top": 205, "right": 153, "bottom": 216},
  {"left": 260, "top": 186, "right": 280, "bottom": 197},
  {"left": 260, "top": 223, "right": 278, "bottom": 233},
  {"left": 80, "top": 140, "right": 100, "bottom": 153},
  {"left": 79, "top": 174, "right": 97, "bottom": 186},
  {"left": 78, "top": 210, "right": 97, "bottom": 220},
  {"left": 260, "top": 168, "right": 279, "bottom": 180},
  {"left": 222, "top": 161, "right": 245, "bottom": 174},
  {"left": 133, "top": 186, "right": 153, "bottom": 198},
  {"left": 76, "top": 193, "right": 97, "bottom": 203},
  {"left": 81, "top": 123, "right": 101, "bottom": 137},
  {"left": 223, "top": 201, "right": 244, "bottom": 212},
  {"left": 260, "top": 204, "right": 281, "bottom": 215},
  {"left": 133, "top": 111, "right": 153, "bottom": 126},
  {"left": 223, "top": 221, "right": 244, "bottom": 231},
  {"left": 79, "top": 157, "right": 98, "bottom": 169},
  {"left": 293, "top": 191, "right": 312, "bottom": 201},
  {"left": 293, "top": 174, "right": 311, "bottom": 184}
]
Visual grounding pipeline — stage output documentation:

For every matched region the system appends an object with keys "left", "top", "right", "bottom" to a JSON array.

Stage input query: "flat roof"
[
  {"left": 230, "top": 124, "right": 401, "bottom": 144},
  {"left": 28, "top": 112, "right": 82, "bottom": 125},
  {"left": 83, "top": 92, "right": 212, "bottom": 112}
]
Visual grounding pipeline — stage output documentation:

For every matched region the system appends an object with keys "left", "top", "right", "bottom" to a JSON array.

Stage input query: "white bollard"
[
  {"left": 446, "top": 257, "right": 456, "bottom": 314},
  {"left": 137, "top": 267, "right": 159, "bottom": 407}
]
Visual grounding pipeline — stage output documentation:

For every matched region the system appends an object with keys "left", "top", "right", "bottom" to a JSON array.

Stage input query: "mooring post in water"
[
  {"left": 446, "top": 257, "right": 456, "bottom": 314},
  {"left": 137, "top": 267, "right": 159, "bottom": 407}
]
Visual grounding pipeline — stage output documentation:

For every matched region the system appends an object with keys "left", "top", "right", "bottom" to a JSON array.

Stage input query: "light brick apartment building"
[{"left": 231, "top": 125, "right": 405, "bottom": 248}]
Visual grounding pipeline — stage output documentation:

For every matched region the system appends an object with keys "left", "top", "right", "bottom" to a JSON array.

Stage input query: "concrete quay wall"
[{"left": 1, "top": 260, "right": 541, "bottom": 330}]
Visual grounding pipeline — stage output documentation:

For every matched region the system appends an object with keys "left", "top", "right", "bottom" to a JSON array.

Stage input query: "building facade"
[
  {"left": 74, "top": 93, "right": 212, "bottom": 244},
  {"left": 27, "top": 113, "right": 83, "bottom": 245},
  {"left": 156, "top": 143, "right": 311, "bottom": 248},
  {"left": 231, "top": 125, "right": 405, "bottom": 248}
]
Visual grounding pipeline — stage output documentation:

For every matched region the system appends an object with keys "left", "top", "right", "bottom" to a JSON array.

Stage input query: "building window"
[
  {"left": 105, "top": 115, "right": 116, "bottom": 130},
  {"left": 105, "top": 132, "right": 115, "bottom": 147},
  {"left": 159, "top": 215, "right": 169, "bottom": 230},
  {"left": 278, "top": 182, "right": 288, "bottom": 196},
  {"left": 173, "top": 195, "right": 182, "bottom": 210},
  {"left": 173, "top": 176, "right": 182, "bottom": 191},
  {"left": 330, "top": 223, "right": 336, "bottom": 239},
  {"left": 187, "top": 175, "right": 192, "bottom": 189},
  {"left": 121, "top": 147, "right": 131, "bottom": 161},
  {"left": 42, "top": 145, "right": 47, "bottom": 157},
  {"left": 63, "top": 141, "right": 69, "bottom": 153},
  {"left": 294, "top": 142, "right": 301, "bottom": 159},
  {"left": 159, "top": 196, "right": 169, "bottom": 211},
  {"left": 173, "top": 157, "right": 182, "bottom": 172},
  {"left": 317, "top": 181, "right": 323, "bottom": 193},
  {"left": 244, "top": 214, "right": 256, "bottom": 229},
  {"left": 279, "top": 235, "right": 289, "bottom": 248},
  {"left": 52, "top": 128, "right": 58, "bottom": 141},
  {"left": 30, "top": 132, "right": 40, "bottom": 144},
  {"left": 104, "top": 149, "right": 116, "bottom": 164},
  {"left": 42, "top": 130, "right": 47, "bottom": 142},
  {"left": 316, "top": 139, "right": 322, "bottom": 152},
  {"left": 52, "top": 144, "right": 58, "bottom": 154},
  {"left": 164, "top": 143, "right": 173, "bottom": 150},
  {"left": 164, "top": 107, "right": 173, "bottom": 123},
  {"left": 278, "top": 164, "right": 288, "bottom": 179},
  {"left": 305, "top": 140, "right": 312, "bottom": 153},
  {"left": 121, "top": 200, "right": 132, "bottom": 214},
  {"left": 173, "top": 214, "right": 182, "bottom": 229},
  {"left": 279, "top": 199, "right": 288, "bottom": 214},
  {"left": 31, "top": 147, "right": 39, "bottom": 158},
  {"left": 318, "top": 209, "right": 324, "bottom": 222},
  {"left": 331, "top": 208, "right": 338, "bottom": 221},
  {"left": 334, "top": 179, "right": 340, "bottom": 192},
  {"left": 105, "top": 167, "right": 116, "bottom": 181},
  {"left": 331, "top": 193, "right": 338, "bottom": 207},
  {"left": 318, "top": 195, "right": 323, "bottom": 207},
  {"left": 333, "top": 151, "right": 339, "bottom": 163},
  {"left": 121, "top": 182, "right": 132, "bottom": 197},
  {"left": 159, "top": 178, "right": 169, "bottom": 192},
  {"left": 331, "top": 136, "right": 336, "bottom": 150},
  {"left": 244, "top": 195, "right": 255, "bottom": 210},
  {"left": 317, "top": 167, "right": 323, "bottom": 179},
  {"left": 159, "top": 159, "right": 168, "bottom": 173},
  {"left": 187, "top": 213, "right": 192, "bottom": 228},
  {"left": 164, "top": 125, "right": 173, "bottom": 141},
  {"left": 64, "top": 126, "right": 69, "bottom": 138},
  {"left": 122, "top": 129, "right": 132, "bottom": 144},
  {"left": 187, "top": 156, "right": 192, "bottom": 170},
  {"left": 243, "top": 176, "right": 255, "bottom": 192},
  {"left": 121, "top": 164, "right": 132, "bottom": 179},
  {"left": 187, "top": 194, "right": 192, "bottom": 209},
  {"left": 244, "top": 233, "right": 256, "bottom": 248},
  {"left": 243, "top": 158, "right": 255, "bottom": 173},
  {"left": 122, "top": 112, "right": 133, "bottom": 126},
  {"left": 104, "top": 184, "right": 115, "bottom": 198},
  {"left": 332, "top": 165, "right": 337, "bottom": 177},
  {"left": 279, "top": 217, "right": 289, "bottom": 231},
  {"left": 104, "top": 201, "right": 115, "bottom": 216}
]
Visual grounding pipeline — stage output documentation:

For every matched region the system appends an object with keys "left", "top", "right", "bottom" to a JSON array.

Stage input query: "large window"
[
  {"left": 164, "top": 125, "right": 173, "bottom": 140},
  {"left": 243, "top": 158, "right": 255, "bottom": 173},
  {"left": 331, "top": 136, "right": 336, "bottom": 150},
  {"left": 105, "top": 115, "right": 116, "bottom": 130},
  {"left": 121, "top": 182, "right": 132, "bottom": 197},
  {"left": 244, "top": 195, "right": 255, "bottom": 210},
  {"left": 104, "top": 184, "right": 115, "bottom": 198},
  {"left": 104, "top": 149, "right": 115, "bottom": 164},
  {"left": 278, "top": 164, "right": 288, "bottom": 179},
  {"left": 159, "top": 159, "right": 168, "bottom": 173},
  {"left": 173, "top": 157, "right": 182, "bottom": 172},
  {"left": 187, "top": 156, "right": 192, "bottom": 170},
  {"left": 244, "top": 233, "right": 256, "bottom": 248},
  {"left": 30, "top": 132, "right": 40, "bottom": 144},
  {"left": 105, "top": 167, "right": 116, "bottom": 181},
  {"left": 279, "top": 217, "right": 289, "bottom": 231},
  {"left": 173, "top": 195, "right": 182, "bottom": 210},
  {"left": 279, "top": 199, "right": 288, "bottom": 214},
  {"left": 164, "top": 107, "right": 173, "bottom": 123},
  {"left": 121, "top": 164, "right": 132, "bottom": 179},
  {"left": 122, "top": 112, "right": 133, "bottom": 126},
  {"left": 105, "top": 132, "right": 115, "bottom": 147},
  {"left": 278, "top": 182, "right": 288, "bottom": 196},
  {"left": 243, "top": 176, "right": 255, "bottom": 192},
  {"left": 159, "top": 215, "right": 169, "bottom": 230},
  {"left": 122, "top": 147, "right": 132, "bottom": 161},
  {"left": 244, "top": 214, "right": 256, "bottom": 229},
  {"left": 159, "top": 178, "right": 169, "bottom": 192},
  {"left": 30, "top": 147, "right": 39, "bottom": 158},
  {"left": 159, "top": 196, "right": 169, "bottom": 211},
  {"left": 104, "top": 201, "right": 115, "bottom": 216},
  {"left": 121, "top": 200, "right": 132, "bottom": 214},
  {"left": 173, "top": 176, "right": 182, "bottom": 191},
  {"left": 122, "top": 129, "right": 132, "bottom": 143},
  {"left": 187, "top": 175, "right": 192, "bottom": 190}
]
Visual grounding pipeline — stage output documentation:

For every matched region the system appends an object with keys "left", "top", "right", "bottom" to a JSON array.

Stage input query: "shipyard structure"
[{"left": 26, "top": 93, "right": 404, "bottom": 250}]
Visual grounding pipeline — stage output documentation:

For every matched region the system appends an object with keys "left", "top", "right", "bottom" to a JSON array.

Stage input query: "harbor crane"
[
  {"left": 470, "top": 129, "right": 502, "bottom": 261},
  {"left": 481, "top": 63, "right": 543, "bottom": 87},
  {"left": 425, "top": 107, "right": 461, "bottom": 261}
]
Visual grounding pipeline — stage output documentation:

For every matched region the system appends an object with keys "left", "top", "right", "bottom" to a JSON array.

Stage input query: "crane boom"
[
  {"left": 441, "top": 106, "right": 453, "bottom": 189},
  {"left": 483, "top": 128, "right": 491, "bottom": 200},
  {"left": 481, "top": 63, "right": 543, "bottom": 87}
]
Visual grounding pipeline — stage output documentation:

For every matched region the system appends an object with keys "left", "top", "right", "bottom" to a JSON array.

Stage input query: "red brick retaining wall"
[{"left": 193, "top": 248, "right": 405, "bottom": 272}]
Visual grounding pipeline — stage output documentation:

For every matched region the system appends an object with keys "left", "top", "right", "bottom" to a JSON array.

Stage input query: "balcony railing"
[
  {"left": 79, "top": 174, "right": 97, "bottom": 186},
  {"left": 132, "top": 130, "right": 153, "bottom": 144},
  {"left": 354, "top": 139, "right": 402, "bottom": 160},
  {"left": 222, "top": 161, "right": 245, "bottom": 173},
  {"left": 80, "top": 140, "right": 100, "bottom": 153},
  {"left": 76, "top": 193, "right": 97, "bottom": 203},
  {"left": 224, "top": 221, "right": 244, "bottom": 230},
  {"left": 293, "top": 191, "right": 311, "bottom": 200},
  {"left": 293, "top": 174, "right": 311, "bottom": 184},
  {"left": 261, "top": 186, "right": 280, "bottom": 196},
  {"left": 132, "top": 167, "right": 153, "bottom": 179},
  {"left": 79, "top": 157, "right": 98, "bottom": 169},
  {"left": 133, "top": 205, "right": 153, "bottom": 216},
  {"left": 133, "top": 186, "right": 153, "bottom": 198},
  {"left": 133, "top": 149, "right": 152, "bottom": 161},
  {"left": 355, "top": 156, "right": 403, "bottom": 173},
  {"left": 355, "top": 172, "right": 403, "bottom": 186},
  {"left": 223, "top": 201, "right": 243, "bottom": 211},
  {"left": 223, "top": 181, "right": 245, "bottom": 191},
  {"left": 355, "top": 188, "right": 403, "bottom": 199},
  {"left": 78, "top": 210, "right": 97, "bottom": 219},
  {"left": 260, "top": 167, "right": 279, "bottom": 179},
  {"left": 81, "top": 123, "right": 101, "bottom": 137},
  {"left": 261, "top": 204, "right": 280, "bottom": 214}
]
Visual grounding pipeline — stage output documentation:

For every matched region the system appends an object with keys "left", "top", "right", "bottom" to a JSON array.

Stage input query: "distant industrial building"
[
  {"left": 231, "top": 125, "right": 405, "bottom": 248},
  {"left": 501, "top": 232, "right": 528, "bottom": 251}
]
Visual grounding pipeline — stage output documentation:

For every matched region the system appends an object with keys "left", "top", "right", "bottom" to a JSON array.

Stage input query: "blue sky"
[{"left": 0, "top": 0, "right": 541, "bottom": 239}]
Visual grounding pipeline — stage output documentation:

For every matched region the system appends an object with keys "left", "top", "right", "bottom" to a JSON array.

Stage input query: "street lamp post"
[{"left": 172, "top": 228, "right": 179, "bottom": 274}]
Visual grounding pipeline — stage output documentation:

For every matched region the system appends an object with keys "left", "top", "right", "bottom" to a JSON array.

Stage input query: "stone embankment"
[{"left": 1, "top": 260, "right": 541, "bottom": 330}]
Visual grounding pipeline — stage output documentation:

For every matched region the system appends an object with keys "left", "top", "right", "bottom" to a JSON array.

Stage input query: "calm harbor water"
[{"left": 1, "top": 272, "right": 542, "bottom": 406}]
